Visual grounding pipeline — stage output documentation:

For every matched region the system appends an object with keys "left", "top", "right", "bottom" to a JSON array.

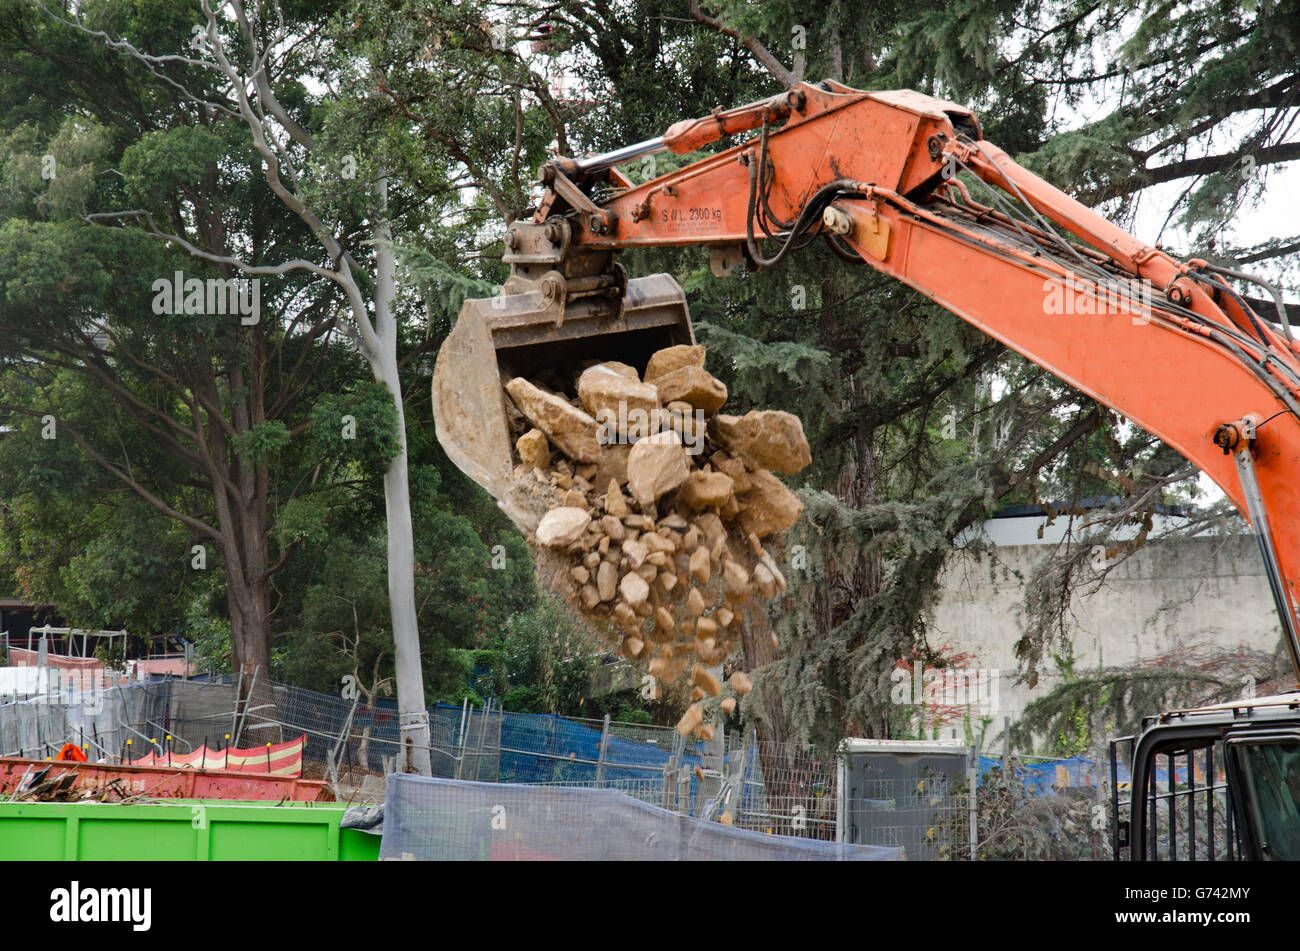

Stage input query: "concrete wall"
[{"left": 924, "top": 531, "right": 1283, "bottom": 746}]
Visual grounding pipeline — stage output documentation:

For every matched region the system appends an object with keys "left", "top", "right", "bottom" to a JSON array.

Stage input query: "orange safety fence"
[{"left": 129, "top": 733, "right": 306, "bottom": 776}]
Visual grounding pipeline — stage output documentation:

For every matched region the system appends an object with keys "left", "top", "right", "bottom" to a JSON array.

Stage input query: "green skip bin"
[{"left": 0, "top": 800, "right": 380, "bottom": 861}]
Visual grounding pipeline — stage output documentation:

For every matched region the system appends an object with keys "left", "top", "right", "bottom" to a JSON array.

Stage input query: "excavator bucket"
[{"left": 432, "top": 273, "right": 694, "bottom": 529}]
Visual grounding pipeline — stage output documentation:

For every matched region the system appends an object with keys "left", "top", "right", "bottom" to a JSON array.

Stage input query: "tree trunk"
[{"left": 378, "top": 365, "right": 433, "bottom": 775}]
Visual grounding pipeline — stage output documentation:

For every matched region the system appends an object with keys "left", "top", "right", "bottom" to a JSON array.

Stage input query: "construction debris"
[{"left": 501, "top": 344, "right": 809, "bottom": 734}]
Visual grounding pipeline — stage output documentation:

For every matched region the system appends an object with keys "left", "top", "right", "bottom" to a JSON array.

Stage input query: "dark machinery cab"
[{"left": 1114, "top": 692, "right": 1300, "bottom": 860}]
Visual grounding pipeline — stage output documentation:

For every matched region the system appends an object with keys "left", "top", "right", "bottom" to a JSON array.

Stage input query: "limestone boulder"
[
  {"left": 536, "top": 507, "right": 590, "bottom": 547},
  {"left": 710, "top": 410, "right": 811, "bottom": 474},
  {"left": 578, "top": 364, "right": 661, "bottom": 440},
  {"left": 626, "top": 430, "right": 690, "bottom": 507},
  {"left": 645, "top": 345, "right": 706, "bottom": 382},
  {"left": 678, "top": 470, "right": 734, "bottom": 510},
  {"left": 737, "top": 469, "right": 803, "bottom": 538},
  {"left": 506, "top": 378, "right": 601, "bottom": 463},
  {"left": 653, "top": 366, "right": 728, "bottom": 415}
]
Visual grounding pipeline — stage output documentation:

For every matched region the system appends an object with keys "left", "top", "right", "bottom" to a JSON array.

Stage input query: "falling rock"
[
  {"left": 697, "top": 724, "right": 715, "bottom": 742},
  {"left": 696, "top": 616, "right": 718, "bottom": 639},
  {"left": 729, "top": 671, "right": 752, "bottom": 695},
  {"left": 645, "top": 344, "right": 706, "bottom": 382},
  {"left": 596, "top": 561, "right": 618, "bottom": 602},
  {"left": 622, "top": 537, "right": 649, "bottom": 568},
  {"left": 689, "top": 546, "right": 711, "bottom": 584},
  {"left": 715, "top": 606, "right": 734, "bottom": 629},
  {"left": 723, "top": 559, "right": 750, "bottom": 601},
  {"left": 760, "top": 551, "right": 788, "bottom": 593},
  {"left": 536, "top": 507, "right": 591, "bottom": 547},
  {"left": 654, "top": 606, "right": 676, "bottom": 637},
  {"left": 709, "top": 410, "right": 811, "bottom": 474},
  {"left": 676, "top": 701, "right": 704, "bottom": 736},
  {"left": 593, "top": 443, "right": 631, "bottom": 488},
  {"left": 578, "top": 364, "right": 661, "bottom": 438},
  {"left": 657, "top": 571, "right": 678, "bottom": 594},
  {"left": 653, "top": 366, "right": 728, "bottom": 415},
  {"left": 583, "top": 551, "right": 601, "bottom": 570},
  {"left": 627, "top": 430, "right": 690, "bottom": 507},
  {"left": 612, "top": 601, "right": 637, "bottom": 630},
  {"left": 619, "top": 571, "right": 650, "bottom": 608},
  {"left": 580, "top": 584, "right": 600, "bottom": 610},
  {"left": 738, "top": 470, "right": 803, "bottom": 538},
  {"left": 622, "top": 636, "right": 645, "bottom": 659},
  {"left": 600, "top": 515, "right": 626, "bottom": 541},
  {"left": 516, "top": 428, "right": 550, "bottom": 470},
  {"left": 571, "top": 565, "right": 590, "bottom": 586},
  {"left": 694, "top": 512, "right": 726, "bottom": 554},
  {"left": 720, "top": 697, "right": 737, "bottom": 715},
  {"left": 709, "top": 451, "right": 752, "bottom": 493},
  {"left": 690, "top": 686, "right": 706, "bottom": 701},
  {"left": 604, "top": 480, "right": 630, "bottom": 517},
  {"left": 659, "top": 512, "right": 689, "bottom": 531},
  {"left": 562, "top": 489, "right": 587, "bottom": 509},
  {"left": 753, "top": 561, "right": 778, "bottom": 599},
  {"left": 686, "top": 586, "right": 706, "bottom": 619},
  {"left": 642, "top": 532, "right": 675, "bottom": 554},
  {"left": 506, "top": 378, "right": 602, "bottom": 463},
  {"left": 691, "top": 663, "right": 722, "bottom": 697},
  {"left": 678, "top": 470, "right": 735, "bottom": 510}
]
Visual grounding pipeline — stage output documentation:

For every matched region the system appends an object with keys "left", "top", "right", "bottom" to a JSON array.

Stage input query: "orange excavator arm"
[{"left": 446, "top": 80, "right": 1300, "bottom": 677}]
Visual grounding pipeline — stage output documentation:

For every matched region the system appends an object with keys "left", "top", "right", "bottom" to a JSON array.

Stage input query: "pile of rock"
[{"left": 503, "top": 344, "right": 809, "bottom": 738}]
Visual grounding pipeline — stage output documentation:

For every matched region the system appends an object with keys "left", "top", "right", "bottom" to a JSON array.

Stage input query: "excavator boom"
[{"left": 433, "top": 79, "right": 1300, "bottom": 682}]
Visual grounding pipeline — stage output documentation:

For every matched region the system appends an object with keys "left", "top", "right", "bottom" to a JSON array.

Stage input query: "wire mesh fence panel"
[
  {"left": 379, "top": 774, "right": 904, "bottom": 861},
  {"left": 843, "top": 775, "right": 969, "bottom": 860},
  {"left": 736, "top": 739, "right": 838, "bottom": 840}
]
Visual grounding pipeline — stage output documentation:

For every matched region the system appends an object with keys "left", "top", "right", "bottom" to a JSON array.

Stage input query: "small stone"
[
  {"left": 596, "top": 561, "right": 618, "bottom": 602},
  {"left": 604, "top": 480, "right": 629, "bottom": 517},
  {"left": 634, "top": 562, "right": 658, "bottom": 582},
  {"left": 622, "top": 537, "right": 649, "bottom": 567},
  {"left": 516, "top": 428, "right": 550, "bottom": 470},
  {"left": 715, "top": 606, "right": 734, "bottom": 629},
  {"left": 676, "top": 701, "right": 704, "bottom": 736},
  {"left": 691, "top": 664, "right": 722, "bottom": 697},
  {"left": 583, "top": 551, "right": 601, "bottom": 570},
  {"left": 654, "top": 607, "right": 676, "bottom": 637},
  {"left": 598, "top": 535, "right": 611, "bottom": 555},
  {"left": 729, "top": 671, "right": 752, "bottom": 695},
  {"left": 642, "top": 532, "right": 675, "bottom": 554},
  {"left": 686, "top": 586, "right": 705, "bottom": 619},
  {"left": 709, "top": 451, "right": 752, "bottom": 493},
  {"left": 696, "top": 617, "right": 718, "bottom": 639},
  {"left": 576, "top": 463, "right": 598, "bottom": 481},
  {"left": 645, "top": 344, "right": 706, "bottom": 382},
  {"left": 659, "top": 512, "right": 688, "bottom": 531},
  {"left": 622, "top": 636, "right": 645, "bottom": 659},
  {"left": 580, "top": 584, "right": 601, "bottom": 610},
  {"left": 647, "top": 551, "right": 669, "bottom": 567},
  {"left": 689, "top": 546, "right": 711, "bottom": 584},
  {"left": 571, "top": 565, "right": 590, "bottom": 586},
  {"left": 619, "top": 571, "right": 650, "bottom": 608},
  {"left": 720, "top": 697, "right": 737, "bottom": 715},
  {"left": 723, "top": 559, "right": 750, "bottom": 601},
  {"left": 562, "top": 489, "right": 587, "bottom": 509},
  {"left": 657, "top": 571, "right": 678, "bottom": 594},
  {"left": 600, "top": 515, "right": 626, "bottom": 541},
  {"left": 624, "top": 513, "right": 654, "bottom": 531},
  {"left": 613, "top": 601, "right": 637, "bottom": 630},
  {"left": 536, "top": 507, "right": 591, "bottom": 547},
  {"left": 593, "top": 443, "right": 631, "bottom": 489},
  {"left": 653, "top": 365, "right": 728, "bottom": 415},
  {"left": 753, "top": 561, "right": 778, "bottom": 599}
]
